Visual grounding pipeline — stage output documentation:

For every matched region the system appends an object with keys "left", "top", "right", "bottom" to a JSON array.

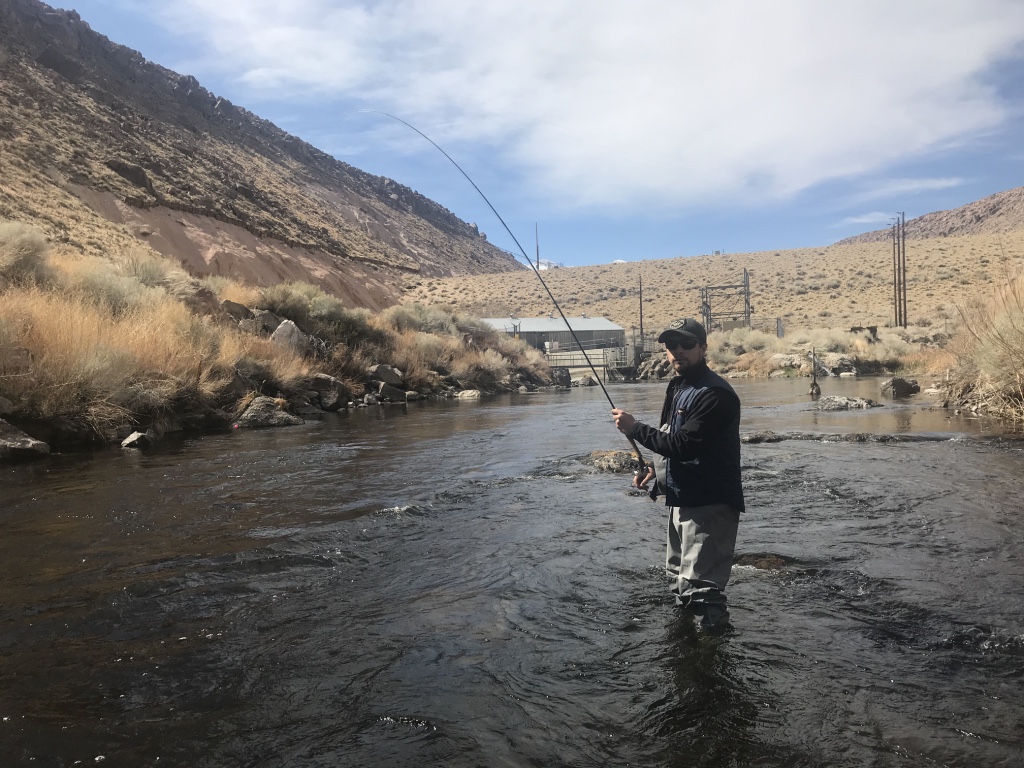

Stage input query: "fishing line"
[{"left": 359, "top": 110, "right": 648, "bottom": 468}]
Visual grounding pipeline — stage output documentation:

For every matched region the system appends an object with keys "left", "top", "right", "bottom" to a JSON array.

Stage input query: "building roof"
[{"left": 481, "top": 316, "right": 625, "bottom": 333}]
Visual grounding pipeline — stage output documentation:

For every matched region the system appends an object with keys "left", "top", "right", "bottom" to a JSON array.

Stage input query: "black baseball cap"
[{"left": 657, "top": 317, "right": 707, "bottom": 345}]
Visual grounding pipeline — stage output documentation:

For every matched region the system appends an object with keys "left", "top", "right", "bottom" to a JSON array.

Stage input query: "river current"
[{"left": 1, "top": 377, "right": 1022, "bottom": 767}]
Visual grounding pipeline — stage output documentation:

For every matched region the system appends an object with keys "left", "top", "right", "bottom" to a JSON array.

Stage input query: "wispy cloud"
[
  {"left": 128, "top": 0, "right": 1024, "bottom": 214},
  {"left": 837, "top": 212, "right": 901, "bottom": 227},
  {"left": 843, "top": 177, "right": 967, "bottom": 206}
]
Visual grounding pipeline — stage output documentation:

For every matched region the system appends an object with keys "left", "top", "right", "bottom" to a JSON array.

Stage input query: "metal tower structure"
[{"left": 699, "top": 269, "right": 752, "bottom": 333}]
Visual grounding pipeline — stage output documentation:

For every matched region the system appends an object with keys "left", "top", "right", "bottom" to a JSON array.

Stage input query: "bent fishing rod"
[{"left": 361, "top": 110, "right": 648, "bottom": 470}]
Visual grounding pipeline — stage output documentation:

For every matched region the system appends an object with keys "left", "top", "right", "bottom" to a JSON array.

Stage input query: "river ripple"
[{"left": 1, "top": 378, "right": 1022, "bottom": 767}]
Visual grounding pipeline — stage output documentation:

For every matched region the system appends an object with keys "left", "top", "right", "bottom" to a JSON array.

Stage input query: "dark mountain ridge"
[{"left": 0, "top": 0, "right": 521, "bottom": 309}]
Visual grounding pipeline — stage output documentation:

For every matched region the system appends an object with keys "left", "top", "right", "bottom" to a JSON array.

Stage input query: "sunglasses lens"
[{"left": 666, "top": 337, "right": 697, "bottom": 350}]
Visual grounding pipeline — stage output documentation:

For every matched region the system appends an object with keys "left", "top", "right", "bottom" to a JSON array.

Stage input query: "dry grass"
[
  {"left": 0, "top": 285, "right": 313, "bottom": 436},
  {"left": 0, "top": 220, "right": 53, "bottom": 287},
  {"left": 950, "top": 275, "right": 1024, "bottom": 420}
]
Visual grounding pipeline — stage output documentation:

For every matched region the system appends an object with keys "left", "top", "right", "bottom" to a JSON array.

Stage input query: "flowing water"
[{"left": 1, "top": 378, "right": 1023, "bottom": 767}]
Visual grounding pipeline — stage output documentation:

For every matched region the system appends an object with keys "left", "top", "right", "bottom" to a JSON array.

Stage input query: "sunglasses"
[{"left": 665, "top": 337, "right": 699, "bottom": 351}]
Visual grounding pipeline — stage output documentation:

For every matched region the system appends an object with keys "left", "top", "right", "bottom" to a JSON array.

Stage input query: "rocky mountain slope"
[
  {"left": 836, "top": 186, "right": 1024, "bottom": 244},
  {"left": 0, "top": 0, "right": 521, "bottom": 311}
]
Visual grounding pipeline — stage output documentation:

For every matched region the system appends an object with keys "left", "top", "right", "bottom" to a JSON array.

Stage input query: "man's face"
[{"left": 664, "top": 335, "right": 706, "bottom": 374}]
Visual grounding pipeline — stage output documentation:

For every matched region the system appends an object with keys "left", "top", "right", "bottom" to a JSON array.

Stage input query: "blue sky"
[{"left": 61, "top": 0, "right": 1024, "bottom": 267}]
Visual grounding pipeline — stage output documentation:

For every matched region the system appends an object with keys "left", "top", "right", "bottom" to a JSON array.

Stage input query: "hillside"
[
  {"left": 403, "top": 210, "right": 1024, "bottom": 334},
  {"left": 836, "top": 186, "right": 1024, "bottom": 244},
  {"left": 0, "top": 0, "right": 521, "bottom": 312},
  {"left": 2, "top": 0, "right": 1023, "bottom": 333}
]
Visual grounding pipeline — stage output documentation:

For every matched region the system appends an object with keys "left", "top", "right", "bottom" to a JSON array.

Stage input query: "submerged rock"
[
  {"left": 881, "top": 377, "right": 921, "bottom": 397},
  {"left": 814, "top": 395, "right": 881, "bottom": 411},
  {"left": 587, "top": 449, "right": 638, "bottom": 473}
]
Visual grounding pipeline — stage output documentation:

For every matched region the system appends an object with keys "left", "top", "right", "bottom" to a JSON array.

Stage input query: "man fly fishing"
[{"left": 611, "top": 318, "right": 744, "bottom": 633}]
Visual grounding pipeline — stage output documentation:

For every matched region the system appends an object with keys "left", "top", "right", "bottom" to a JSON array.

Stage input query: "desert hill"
[
  {"left": 403, "top": 204, "right": 1024, "bottom": 335},
  {"left": 0, "top": 0, "right": 521, "bottom": 311},
  {"left": 3, "top": 0, "right": 1023, "bottom": 333},
  {"left": 837, "top": 186, "right": 1024, "bottom": 244}
]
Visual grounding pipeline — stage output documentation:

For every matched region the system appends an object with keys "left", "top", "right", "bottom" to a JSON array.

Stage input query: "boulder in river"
[
  {"left": 308, "top": 373, "right": 348, "bottom": 411},
  {"left": 235, "top": 396, "right": 304, "bottom": 428},
  {"left": 881, "top": 377, "right": 921, "bottom": 397},
  {"left": 0, "top": 419, "right": 50, "bottom": 462},
  {"left": 377, "top": 382, "right": 408, "bottom": 402}
]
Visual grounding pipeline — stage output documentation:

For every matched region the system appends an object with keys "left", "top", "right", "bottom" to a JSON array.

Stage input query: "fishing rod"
[{"left": 361, "top": 110, "right": 648, "bottom": 471}]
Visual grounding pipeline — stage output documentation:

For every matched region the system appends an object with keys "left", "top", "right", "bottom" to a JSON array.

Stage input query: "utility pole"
[
  {"left": 891, "top": 212, "right": 908, "bottom": 327},
  {"left": 892, "top": 219, "right": 899, "bottom": 327},
  {"left": 638, "top": 274, "right": 644, "bottom": 344},
  {"left": 535, "top": 223, "right": 540, "bottom": 270},
  {"left": 900, "top": 211, "right": 908, "bottom": 327}
]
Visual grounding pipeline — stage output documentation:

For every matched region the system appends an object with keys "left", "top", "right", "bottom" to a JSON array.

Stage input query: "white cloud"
[{"left": 143, "top": 0, "right": 1024, "bottom": 213}]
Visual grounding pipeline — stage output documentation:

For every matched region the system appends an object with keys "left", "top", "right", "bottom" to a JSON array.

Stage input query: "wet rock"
[
  {"left": 377, "top": 382, "right": 408, "bottom": 402},
  {"left": 362, "top": 393, "right": 380, "bottom": 406},
  {"left": 548, "top": 366, "right": 572, "bottom": 387},
  {"left": 0, "top": 395, "right": 14, "bottom": 415},
  {"left": 741, "top": 430, "right": 785, "bottom": 444},
  {"left": 308, "top": 373, "right": 348, "bottom": 411},
  {"left": 0, "top": 418, "right": 50, "bottom": 462},
  {"left": 456, "top": 390, "right": 482, "bottom": 399},
  {"left": 573, "top": 375, "right": 599, "bottom": 387},
  {"left": 814, "top": 395, "right": 881, "bottom": 411},
  {"left": 235, "top": 396, "right": 303, "bottom": 428},
  {"left": 368, "top": 364, "right": 405, "bottom": 387},
  {"left": 881, "top": 377, "right": 921, "bottom": 397},
  {"left": 120, "top": 430, "right": 155, "bottom": 448},
  {"left": 820, "top": 353, "right": 857, "bottom": 375},
  {"left": 288, "top": 393, "right": 323, "bottom": 418},
  {"left": 587, "top": 450, "right": 638, "bottom": 473},
  {"left": 735, "top": 553, "right": 792, "bottom": 570}
]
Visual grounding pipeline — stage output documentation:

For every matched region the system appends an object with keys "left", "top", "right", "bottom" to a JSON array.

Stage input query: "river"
[{"left": 1, "top": 377, "right": 1022, "bottom": 767}]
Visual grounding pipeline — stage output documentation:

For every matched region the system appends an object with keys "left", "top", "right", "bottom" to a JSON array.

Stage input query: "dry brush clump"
[
  {"left": 0, "top": 223, "right": 314, "bottom": 440},
  {"left": 0, "top": 221, "right": 53, "bottom": 287},
  {"left": 206, "top": 279, "right": 552, "bottom": 392},
  {"left": 948, "top": 275, "right": 1024, "bottom": 421},
  {"left": 0, "top": 285, "right": 312, "bottom": 438}
]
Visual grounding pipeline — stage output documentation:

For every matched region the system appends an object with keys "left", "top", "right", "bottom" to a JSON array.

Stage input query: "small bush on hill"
[{"left": 0, "top": 221, "right": 52, "bottom": 286}]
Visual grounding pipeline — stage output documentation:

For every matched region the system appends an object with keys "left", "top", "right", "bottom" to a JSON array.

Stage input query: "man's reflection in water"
[{"left": 643, "top": 618, "right": 806, "bottom": 768}]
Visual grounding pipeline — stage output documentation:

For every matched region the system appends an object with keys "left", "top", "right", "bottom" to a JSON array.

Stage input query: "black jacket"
[{"left": 628, "top": 360, "right": 744, "bottom": 511}]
